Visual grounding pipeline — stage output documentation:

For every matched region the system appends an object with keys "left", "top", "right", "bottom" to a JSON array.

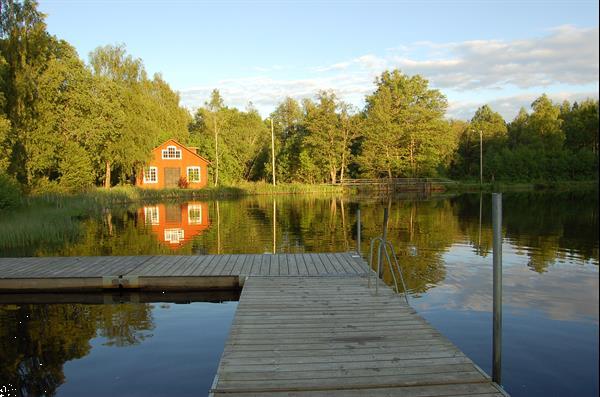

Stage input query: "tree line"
[{"left": 1, "top": 0, "right": 598, "bottom": 194}]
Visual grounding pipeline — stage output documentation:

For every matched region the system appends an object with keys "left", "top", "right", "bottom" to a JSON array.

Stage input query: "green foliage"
[
  {"left": 451, "top": 96, "right": 598, "bottom": 182},
  {"left": 303, "top": 91, "right": 343, "bottom": 183},
  {"left": 190, "top": 91, "right": 269, "bottom": 185},
  {"left": 0, "top": 171, "right": 21, "bottom": 209},
  {"left": 58, "top": 142, "right": 95, "bottom": 192},
  {"left": 300, "top": 92, "right": 360, "bottom": 183},
  {"left": 562, "top": 99, "right": 599, "bottom": 153},
  {"left": 0, "top": 112, "right": 10, "bottom": 172},
  {"left": 270, "top": 97, "right": 304, "bottom": 181},
  {"left": 360, "top": 70, "right": 450, "bottom": 178},
  {"left": 453, "top": 105, "right": 507, "bottom": 177},
  {"left": 525, "top": 94, "right": 564, "bottom": 151}
]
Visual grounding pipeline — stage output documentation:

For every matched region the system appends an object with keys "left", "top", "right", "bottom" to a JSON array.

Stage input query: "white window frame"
[
  {"left": 186, "top": 166, "right": 201, "bottom": 183},
  {"left": 143, "top": 166, "right": 158, "bottom": 184},
  {"left": 161, "top": 145, "right": 182, "bottom": 160},
  {"left": 143, "top": 206, "right": 160, "bottom": 225},
  {"left": 187, "top": 203, "right": 203, "bottom": 225},
  {"left": 164, "top": 228, "right": 184, "bottom": 244}
]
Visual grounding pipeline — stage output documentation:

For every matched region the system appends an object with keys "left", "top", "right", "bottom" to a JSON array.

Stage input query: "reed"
[
  {"left": 0, "top": 201, "right": 87, "bottom": 254},
  {"left": 25, "top": 183, "right": 344, "bottom": 207}
]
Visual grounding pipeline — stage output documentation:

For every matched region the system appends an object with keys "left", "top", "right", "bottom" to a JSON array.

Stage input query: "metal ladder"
[{"left": 368, "top": 236, "right": 410, "bottom": 304}]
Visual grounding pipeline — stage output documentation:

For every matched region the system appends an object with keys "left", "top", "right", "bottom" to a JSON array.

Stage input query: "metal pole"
[
  {"left": 492, "top": 193, "right": 502, "bottom": 385},
  {"left": 377, "top": 207, "right": 389, "bottom": 278},
  {"left": 478, "top": 192, "right": 482, "bottom": 248},
  {"left": 271, "top": 118, "right": 276, "bottom": 186},
  {"left": 356, "top": 207, "right": 361, "bottom": 255},
  {"left": 273, "top": 198, "right": 276, "bottom": 254},
  {"left": 480, "top": 130, "right": 483, "bottom": 185}
]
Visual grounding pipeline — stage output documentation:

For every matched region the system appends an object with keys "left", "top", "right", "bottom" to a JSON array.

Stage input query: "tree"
[
  {"left": 507, "top": 107, "right": 529, "bottom": 148},
  {"left": 563, "top": 99, "right": 599, "bottom": 153},
  {"left": 0, "top": 53, "right": 10, "bottom": 173},
  {"left": 190, "top": 91, "right": 268, "bottom": 184},
  {"left": 527, "top": 94, "right": 564, "bottom": 151},
  {"left": 337, "top": 102, "right": 360, "bottom": 182},
  {"left": 303, "top": 91, "right": 344, "bottom": 183},
  {"left": 0, "top": 0, "right": 60, "bottom": 184},
  {"left": 360, "top": 69, "right": 449, "bottom": 177},
  {"left": 220, "top": 105, "right": 268, "bottom": 182},
  {"left": 58, "top": 142, "right": 94, "bottom": 192},
  {"left": 26, "top": 42, "right": 100, "bottom": 189},
  {"left": 455, "top": 105, "right": 507, "bottom": 179},
  {"left": 206, "top": 89, "right": 224, "bottom": 186},
  {"left": 270, "top": 97, "right": 304, "bottom": 182}
]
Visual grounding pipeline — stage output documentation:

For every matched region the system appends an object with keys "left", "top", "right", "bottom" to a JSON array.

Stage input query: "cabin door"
[{"left": 164, "top": 167, "right": 180, "bottom": 188}]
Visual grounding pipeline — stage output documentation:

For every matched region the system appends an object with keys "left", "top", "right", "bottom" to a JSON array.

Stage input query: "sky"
[{"left": 38, "top": 0, "right": 599, "bottom": 120}]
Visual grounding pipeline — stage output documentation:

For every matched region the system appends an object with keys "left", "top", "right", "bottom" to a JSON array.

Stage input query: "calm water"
[
  {"left": 0, "top": 191, "right": 598, "bottom": 396},
  {"left": 0, "top": 293, "right": 238, "bottom": 396}
]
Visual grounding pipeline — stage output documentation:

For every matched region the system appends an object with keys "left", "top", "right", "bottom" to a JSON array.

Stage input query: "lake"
[{"left": 0, "top": 191, "right": 598, "bottom": 396}]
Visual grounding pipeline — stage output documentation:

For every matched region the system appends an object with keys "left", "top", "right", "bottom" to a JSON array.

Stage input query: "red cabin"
[{"left": 137, "top": 139, "right": 210, "bottom": 189}]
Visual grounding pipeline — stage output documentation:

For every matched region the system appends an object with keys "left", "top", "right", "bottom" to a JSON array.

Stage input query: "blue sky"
[{"left": 39, "top": 0, "right": 599, "bottom": 119}]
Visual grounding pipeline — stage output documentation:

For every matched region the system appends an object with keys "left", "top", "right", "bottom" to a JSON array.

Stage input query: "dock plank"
[
  {"left": 211, "top": 276, "right": 503, "bottom": 396},
  {"left": 1, "top": 252, "right": 367, "bottom": 280}
]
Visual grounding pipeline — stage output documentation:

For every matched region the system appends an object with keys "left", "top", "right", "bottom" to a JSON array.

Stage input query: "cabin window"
[
  {"left": 187, "top": 166, "right": 201, "bottom": 183},
  {"left": 164, "top": 228, "right": 184, "bottom": 244},
  {"left": 143, "top": 206, "right": 160, "bottom": 225},
  {"left": 162, "top": 145, "right": 182, "bottom": 159},
  {"left": 188, "top": 203, "right": 203, "bottom": 225},
  {"left": 143, "top": 167, "right": 158, "bottom": 183}
]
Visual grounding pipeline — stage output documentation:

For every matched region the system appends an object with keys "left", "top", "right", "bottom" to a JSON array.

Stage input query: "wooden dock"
[
  {"left": 0, "top": 253, "right": 508, "bottom": 396},
  {"left": 0, "top": 252, "right": 366, "bottom": 291}
]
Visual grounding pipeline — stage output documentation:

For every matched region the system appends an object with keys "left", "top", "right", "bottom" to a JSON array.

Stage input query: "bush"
[
  {"left": 177, "top": 176, "right": 189, "bottom": 189},
  {"left": 0, "top": 173, "right": 22, "bottom": 210}
]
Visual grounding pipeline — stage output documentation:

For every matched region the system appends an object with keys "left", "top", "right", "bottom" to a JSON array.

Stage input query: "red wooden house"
[{"left": 137, "top": 139, "right": 210, "bottom": 189}]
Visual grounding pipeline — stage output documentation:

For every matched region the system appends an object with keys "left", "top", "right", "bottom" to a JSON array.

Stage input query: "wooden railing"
[{"left": 338, "top": 177, "right": 456, "bottom": 186}]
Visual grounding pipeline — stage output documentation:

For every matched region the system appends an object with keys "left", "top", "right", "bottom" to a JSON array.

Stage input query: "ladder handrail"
[{"left": 368, "top": 236, "right": 410, "bottom": 304}]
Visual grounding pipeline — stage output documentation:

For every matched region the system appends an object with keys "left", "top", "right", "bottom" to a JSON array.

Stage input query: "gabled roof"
[{"left": 156, "top": 138, "right": 211, "bottom": 164}]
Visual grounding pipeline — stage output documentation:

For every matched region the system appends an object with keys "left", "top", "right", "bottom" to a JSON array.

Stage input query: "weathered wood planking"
[
  {"left": 0, "top": 254, "right": 508, "bottom": 395},
  {"left": 210, "top": 276, "right": 508, "bottom": 397},
  {"left": 0, "top": 253, "right": 368, "bottom": 291}
]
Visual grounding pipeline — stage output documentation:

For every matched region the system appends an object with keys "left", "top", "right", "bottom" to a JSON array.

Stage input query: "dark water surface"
[
  {"left": 0, "top": 191, "right": 598, "bottom": 396},
  {"left": 0, "top": 293, "right": 238, "bottom": 396}
]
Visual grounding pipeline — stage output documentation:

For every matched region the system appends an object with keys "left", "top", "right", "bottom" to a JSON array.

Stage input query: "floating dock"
[{"left": 0, "top": 253, "right": 508, "bottom": 396}]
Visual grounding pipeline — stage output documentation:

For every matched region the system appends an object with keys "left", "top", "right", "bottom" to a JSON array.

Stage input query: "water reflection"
[
  {"left": 0, "top": 302, "right": 154, "bottom": 396},
  {"left": 0, "top": 292, "right": 239, "bottom": 397},
  {"left": 139, "top": 202, "right": 210, "bottom": 250},
  {"left": 5, "top": 193, "right": 597, "bottom": 273}
]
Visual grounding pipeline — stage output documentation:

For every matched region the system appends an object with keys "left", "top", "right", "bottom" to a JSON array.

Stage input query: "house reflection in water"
[{"left": 140, "top": 202, "right": 210, "bottom": 249}]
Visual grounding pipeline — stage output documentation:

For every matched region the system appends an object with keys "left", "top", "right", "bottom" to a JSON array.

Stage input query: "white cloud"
[
  {"left": 399, "top": 25, "right": 599, "bottom": 90},
  {"left": 180, "top": 74, "right": 376, "bottom": 116},
  {"left": 180, "top": 25, "right": 599, "bottom": 119}
]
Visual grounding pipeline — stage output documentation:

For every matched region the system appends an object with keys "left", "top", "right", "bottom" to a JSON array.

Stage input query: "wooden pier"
[{"left": 0, "top": 253, "right": 508, "bottom": 396}]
